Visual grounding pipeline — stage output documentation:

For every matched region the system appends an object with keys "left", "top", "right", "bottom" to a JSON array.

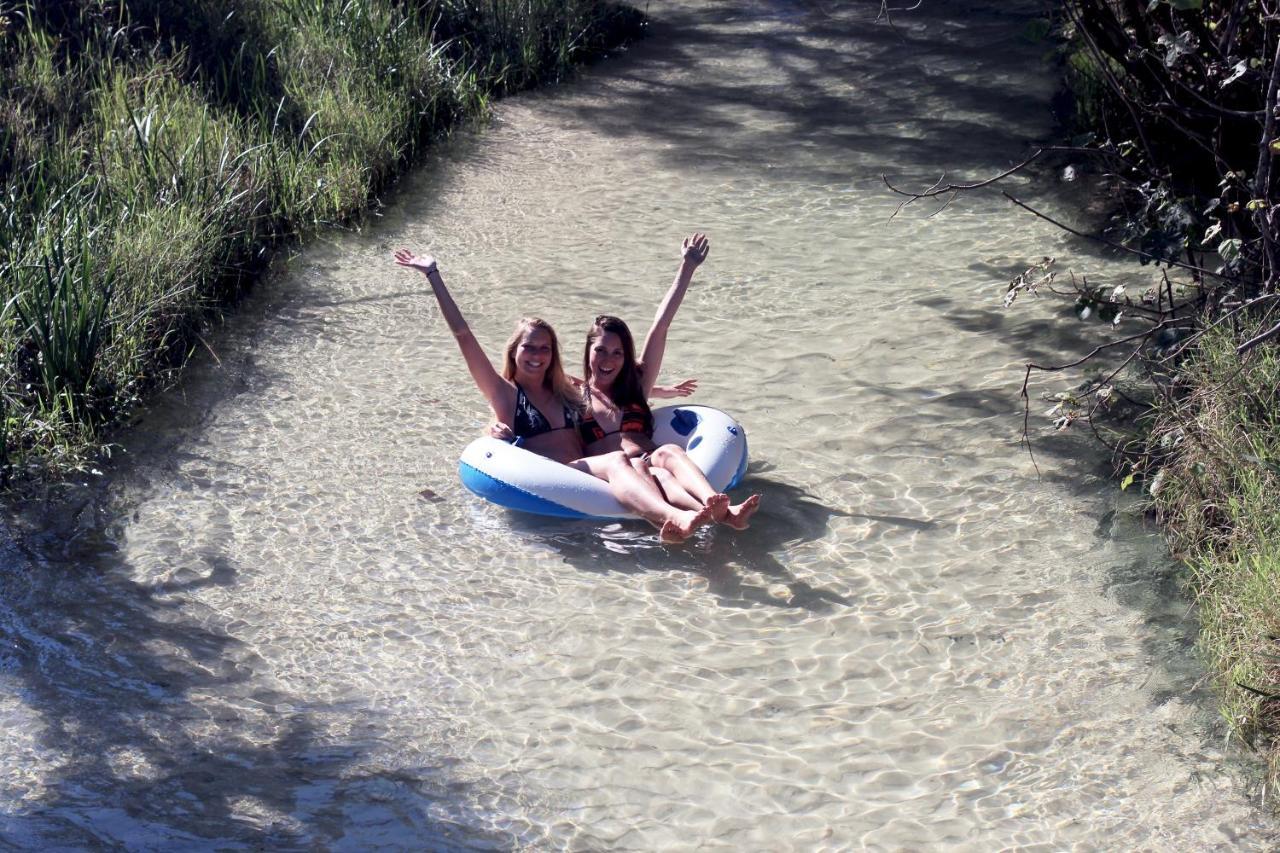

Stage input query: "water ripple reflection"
[{"left": 1, "top": 0, "right": 1276, "bottom": 849}]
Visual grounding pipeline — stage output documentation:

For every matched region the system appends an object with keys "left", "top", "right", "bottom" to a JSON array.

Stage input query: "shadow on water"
[
  {"left": 533, "top": 0, "right": 1061, "bottom": 181},
  {"left": 0, "top": 364, "right": 504, "bottom": 848},
  {"left": 0, "top": 498, "right": 321, "bottom": 847},
  {"left": 502, "top": 463, "right": 936, "bottom": 612},
  {"left": 909, "top": 282, "right": 1222, "bottom": 736},
  {"left": 0, "top": 499, "right": 506, "bottom": 850}
]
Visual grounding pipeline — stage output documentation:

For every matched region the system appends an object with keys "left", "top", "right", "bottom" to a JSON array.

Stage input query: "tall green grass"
[
  {"left": 0, "top": 0, "right": 642, "bottom": 481},
  {"left": 1148, "top": 321, "right": 1280, "bottom": 794}
]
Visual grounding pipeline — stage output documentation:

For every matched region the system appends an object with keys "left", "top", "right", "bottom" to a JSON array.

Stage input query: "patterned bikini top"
[{"left": 577, "top": 386, "right": 653, "bottom": 445}]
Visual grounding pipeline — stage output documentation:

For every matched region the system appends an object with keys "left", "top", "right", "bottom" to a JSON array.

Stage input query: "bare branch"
[
  {"left": 1237, "top": 318, "right": 1280, "bottom": 355},
  {"left": 874, "top": 0, "right": 923, "bottom": 40},
  {"left": 883, "top": 149, "right": 1044, "bottom": 204},
  {"left": 1001, "top": 192, "right": 1236, "bottom": 281},
  {"left": 1026, "top": 322, "right": 1171, "bottom": 375},
  {"left": 1161, "top": 293, "right": 1280, "bottom": 361}
]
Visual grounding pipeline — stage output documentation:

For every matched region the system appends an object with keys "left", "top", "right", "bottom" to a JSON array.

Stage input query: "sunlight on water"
[{"left": 1, "top": 0, "right": 1275, "bottom": 849}]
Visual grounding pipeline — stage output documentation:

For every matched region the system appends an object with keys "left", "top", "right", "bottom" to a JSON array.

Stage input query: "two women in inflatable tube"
[{"left": 394, "top": 233, "right": 760, "bottom": 543}]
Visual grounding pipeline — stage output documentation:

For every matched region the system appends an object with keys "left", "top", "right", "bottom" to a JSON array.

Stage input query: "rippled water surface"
[{"left": 2, "top": 0, "right": 1276, "bottom": 849}]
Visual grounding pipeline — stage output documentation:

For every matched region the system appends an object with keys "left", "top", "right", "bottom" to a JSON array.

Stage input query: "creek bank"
[
  {"left": 0, "top": 0, "right": 644, "bottom": 486},
  {"left": 1046, "top": 0, "right": 1280, "bottom": 799}
]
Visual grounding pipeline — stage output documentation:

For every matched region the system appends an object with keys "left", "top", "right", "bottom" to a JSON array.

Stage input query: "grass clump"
[
  {"left": 0, "top": 0, "right": 643, "bottom": 482},
  {"left": 1148, "top": 321, "right": 1280, "bottom": 791}
]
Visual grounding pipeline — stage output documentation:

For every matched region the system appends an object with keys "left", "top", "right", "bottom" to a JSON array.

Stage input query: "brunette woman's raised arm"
[
  {"left": 394, "top": 249, "right": 510, "bottom": 414},
  {"left": 637, "top": 233, "right": 709, "bottom": 397}
]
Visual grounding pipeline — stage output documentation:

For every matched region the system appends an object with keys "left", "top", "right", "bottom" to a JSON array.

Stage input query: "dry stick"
[
  {"left": 1236, "top": 318, "right": 1280, "bottom": 355},
  {"left": 1001, "top": 192, "right": 1236, "bottom": 281},
  {"left": 882, "top": 149, "right": 1045, "bottom": 217},
  {"left": 1255, "top": 36, "right": 1280, "bottom": 253},
  {"left": 1166, "top": 293, "right": 1280, "bottom": 361},
  {"left": 1018, "top": 323, "right": 1171, "bottom": 476},
  {"left": 1159, "top": 64, "right": 1266, "bottom": 120},
  {"left": 1218, "top": 0, "right": 1249, "bottom": 53},
  {"left": 1019, "top": 364, "right": 1043, "bottom": 478},
  {"left": 875, "top": 0, "right": 923, "bottom": 38},
  {"left": 1039, "top": 143, "right": 1162, "bottom": 182},
  {"left": 1084, "top": 347, "right": 1144, "bottom": 456},
  {"left": 195, "top": 333, "right": 222, "bottom": 367},
  {"left": 1089, "top": 343, "right": 1145, "bottom": 422}
]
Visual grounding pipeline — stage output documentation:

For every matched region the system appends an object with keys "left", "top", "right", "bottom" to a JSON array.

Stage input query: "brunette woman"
[{"left": 577, "top": 235, "right": 760, "bottom": 528}]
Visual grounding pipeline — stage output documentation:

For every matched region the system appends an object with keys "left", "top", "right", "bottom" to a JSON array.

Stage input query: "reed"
[{"left": 0, "top": 0, "right": 643, "bottom": 482}]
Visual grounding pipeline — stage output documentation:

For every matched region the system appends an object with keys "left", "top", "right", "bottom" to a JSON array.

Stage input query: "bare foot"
[
  {"left": 705, "top": 493, "right": 730, "bottom": 523},
  {"left": 660, "top": 506, "right": 714, "bottom": 543},
  {"left": 722, "top": 494, "right": 761, "bottom": 530}
]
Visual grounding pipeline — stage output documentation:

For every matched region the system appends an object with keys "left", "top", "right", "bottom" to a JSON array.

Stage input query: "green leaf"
[
  {"left": 1218, "top": 237, "right": 1243, "bottom": 263},
  {"left": 1165, "top": 0, "right": 1203, "bottom": 9},
  {"left": 1120, "top": 472, "right": 1136, "bottom": 491}
]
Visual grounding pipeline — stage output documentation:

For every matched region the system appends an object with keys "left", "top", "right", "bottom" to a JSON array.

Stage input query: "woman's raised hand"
[
  {"left": 394, "top": 248, "right": 438, "bottom": 275},
  {"left": 651, "top": 378, "right": 699, "bottom": 399},
  {"left": 680, "top": 233, "right": 710, "bottom": 268}
]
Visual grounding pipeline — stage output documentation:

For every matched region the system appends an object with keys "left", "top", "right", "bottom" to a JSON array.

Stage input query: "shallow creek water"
[{"left": 2, "top": 0, "right": 1277, "bottom": 849}]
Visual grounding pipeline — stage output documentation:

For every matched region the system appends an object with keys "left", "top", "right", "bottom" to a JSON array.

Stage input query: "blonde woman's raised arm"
[
  {"left": 394, "top": 249, "right": 509, "bottom": 413},
  {"left": 637, "top": 233, "right": 709, "bottom": 397}
]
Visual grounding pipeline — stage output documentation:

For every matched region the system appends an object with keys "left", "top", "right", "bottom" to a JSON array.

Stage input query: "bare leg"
[
  {"left": 644, "top": 462, "right": 702, "bottom": 511},
  {"left": 649, "top": 445, "right": 759, "bottom": 528},
  {"left": 571, "top": 452, "right": 712, "bottom": 542},
  {"left": 649, "top": 445, "right": 731, "bottom": 521}
]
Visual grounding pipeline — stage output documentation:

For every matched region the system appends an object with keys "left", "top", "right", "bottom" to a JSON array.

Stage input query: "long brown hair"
[
  {"left": 503, "top": 317, "right": 579, "bottom": 409},
  {"left": 583, "top": 315, "right": 650, "bottom": 414}
]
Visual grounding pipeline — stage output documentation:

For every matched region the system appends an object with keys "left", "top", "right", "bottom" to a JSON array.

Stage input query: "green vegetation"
[
  {"left": 0, "top": 0, "right": 642, "bottom": 480},
  {"left": 1046, "top": 0, "right": 1280, "bottom": 796},
  {"left": 1148, "top": 318, "right": 1280, "bottom": 786}
]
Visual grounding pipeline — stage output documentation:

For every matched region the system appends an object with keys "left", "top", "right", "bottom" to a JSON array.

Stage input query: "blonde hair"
[{"left": 503, "top": 317, "right": 580, "bottom": 411}]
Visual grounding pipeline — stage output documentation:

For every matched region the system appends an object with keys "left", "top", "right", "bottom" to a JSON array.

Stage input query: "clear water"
[{"left": 2, "top": 0, "right": 1275, "bottom": 849}]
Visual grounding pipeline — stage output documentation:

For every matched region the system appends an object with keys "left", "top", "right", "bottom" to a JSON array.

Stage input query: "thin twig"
[
  {"left": 875, "top": 0, "right": 923, "bottom": 38},
  {"left": 1237, "top": 319, "right": 1280, "bottom": 355},
  {"left": 1001, "top": 192, "right": 1235, "bottom": 281},
  {"left": 1162, "top": 293, "right": 1280, "bottom": 361},
  {"left": 883, "top": 149, "right": 1044, "bottom": 205}
]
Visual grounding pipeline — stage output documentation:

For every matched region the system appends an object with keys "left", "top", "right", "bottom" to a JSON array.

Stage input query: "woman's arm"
[
  {"left": 637, "top": 233, "right": 709, "bottom": 397},
  {"left": 650, "top": 378, "right": 698, "bottom": 399},
  {"left": 394, "top": 249, "right": 510, "bottom": 413}
]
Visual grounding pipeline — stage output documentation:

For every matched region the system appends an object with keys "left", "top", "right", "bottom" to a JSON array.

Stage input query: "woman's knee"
[
  {"left": 604, "top": 450, "right": 632, "bottom": 473},
  {"left": 648, "top": 465, "right": 673, "bottom": 484},
  {"left": 651, "top": 444, "right": 685, "bottom": 466}
]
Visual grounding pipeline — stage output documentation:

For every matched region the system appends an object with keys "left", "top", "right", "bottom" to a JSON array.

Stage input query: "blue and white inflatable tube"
[{"left": 458, "top": 405, "right": 749, "bottom": 520}]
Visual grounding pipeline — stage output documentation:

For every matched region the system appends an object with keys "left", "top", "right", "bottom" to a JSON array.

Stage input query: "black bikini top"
[{"left": 512, "top": 383, "right": 580, "bottom": 440}]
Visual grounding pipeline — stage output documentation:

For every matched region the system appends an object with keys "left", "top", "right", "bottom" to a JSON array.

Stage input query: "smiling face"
[
  {"left": 502, "top": 318, "right": 566, "bottom": 391},
  {"left": 583, "top": 316, "right": 644, "bottom": 406},
  {"left": 587, "top": 330, "right": 626, "bottom": 389},
  {"left": 514, "top": 327, "right": 554, "bottom": 381}
]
